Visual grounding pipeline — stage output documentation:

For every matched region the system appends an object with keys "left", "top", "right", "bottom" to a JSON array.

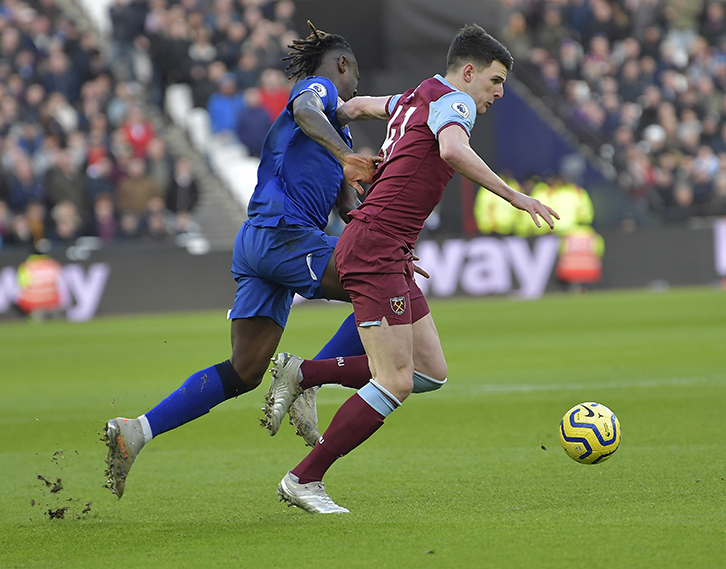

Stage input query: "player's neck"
[{"left": 443, "top": 73, "right": 467, "bottom": 95}]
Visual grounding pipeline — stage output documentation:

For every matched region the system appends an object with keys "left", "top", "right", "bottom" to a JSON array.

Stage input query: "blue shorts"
[{"left": 229, "top": 221, "right": 338, "bottom": 328}]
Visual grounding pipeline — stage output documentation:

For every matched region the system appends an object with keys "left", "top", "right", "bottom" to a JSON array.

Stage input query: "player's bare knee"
[{"left": 373, "top": 368, "right": 414, "bottom": 401}]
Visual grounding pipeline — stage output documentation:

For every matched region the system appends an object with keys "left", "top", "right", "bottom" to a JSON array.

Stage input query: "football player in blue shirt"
[{"left": 103, "top": 22, "right": 376, "bottom": 499}]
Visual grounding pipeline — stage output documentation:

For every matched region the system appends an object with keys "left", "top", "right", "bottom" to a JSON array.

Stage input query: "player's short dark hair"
[
  {"left": 283, "top": 20, "right": 354, "bottom": 80},
  {"left": 446, "top": 24, "right": 514, "bottom": 72}
]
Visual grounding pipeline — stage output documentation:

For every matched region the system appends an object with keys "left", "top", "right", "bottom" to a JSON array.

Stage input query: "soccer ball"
[{"left": 559, "top": 402, "right": 621, "bottom": 464}]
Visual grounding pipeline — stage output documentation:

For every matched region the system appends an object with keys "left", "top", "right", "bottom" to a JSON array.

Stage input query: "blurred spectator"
[
  {"left": 90, "top": 192, "right": 118, "bottom": 243},
  {"left": 706, "top": 169, "right": 726, "bottom": 215},
  {"left": 107, "top": 81, "right": 135, "bottom": 127},
  {"left": 6, "top": 152, "right": 43, "bottom": 212},
  {"left": 666, "top": 180, "right": 695, "bottom": 222},
  {"left": 274, "top": 0, "right": 296, "bottom": 24},
  {"left": 117, "top": 156, "right": 165, "bottom": 236},
  {"left": 145, "top": 194, "right": 170, "bottom": 239},
  {"left": 502, "top": 11, "right": 532, "bottom": 59},
  {"left": 234, "top": 49, "right": 261, "bottom": 90},
  {"left": 188, "top": 25, "right": 217, "bottom": 66},
  {"left": 48, "top": 199, "right": 82, "bottom": 242},
  {"left": 121, "top": 103, "right": 156, "bottom": 158},
  {"left": 0, "top": 200, "right": 11, "bottom": 246},
  {"left": 87, "top": 155, "right": 116, "bottom": 201},
  {"left": 21, "top": 83, "right": 46, "bottom": 124},
  {"left": 558, "top": 39, "right": 583, "bottom": 84},
  {"left": 536, "top": 5, "right": 571, "bottom": 54},
  {"left": 700, "top": 1, "right": 726, "bottom": 47},
  {"left": 207, "top": 71, "right": 245, "bottom": 134},
  {"left": 109, "top": 0, "right": 148, "bottom": 81},
  {"left": 147, "top": 10, "right": 192, "bottom": 94},
  {"left": 166, "top": 156, "right": 198, "bottom": 234},
  {"left": 618, "top": 59, "right": 646, "bottom": 103},
  {"left": 15, "top": 120, "right": 44, "bottom": 156},
  {"left": 40, "top": 45, "right": 81, "bottom": 105},
  {"left": 243, "top": 22, "right": 282, "bottom": 70},
  {"left": 188, "top": 60, "right": 218, "bottom": 108},
  {"left": 146, "top": 136, "right": 172, "bottom": 194},
  {"left": 234, "top": 87, "right": 271, "bottom": 157},
  {"left": 258, "top": 67, "right": 289, "bottom": 122},
  {"left": 216, "top": 20, "right": 246, "bottom": 68},
  {"left": 44, "top": 148, "right": 90, "bottom": 226},
  {"left": 42, "top": 92, "right": 78, "bottom": 143},
  {"left": 581, "top": 0, "right": 628, "bottom": 47}
]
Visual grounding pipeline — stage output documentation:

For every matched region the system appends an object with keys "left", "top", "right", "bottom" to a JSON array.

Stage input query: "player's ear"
[
  {"left": 337, "top": 55, "right": 348, "bottom": 74},
  {"left": 462, "top": 62, "right": 475, "bottom": 82}
]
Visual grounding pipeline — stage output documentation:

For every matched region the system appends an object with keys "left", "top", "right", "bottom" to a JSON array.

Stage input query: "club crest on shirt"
[
  {"left": 390, "top": 296, "right": 406, "bottom": 315},
  {"left": 451, "top": 101, "right": 470, "bottom": 119},
  {"left": 309, "top": 83, "right": 327, "bottom": 98}
]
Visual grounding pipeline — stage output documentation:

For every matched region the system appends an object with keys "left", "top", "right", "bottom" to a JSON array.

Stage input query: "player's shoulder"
[
  {"left": 412, "top": 76, "right": 474, "bottom": 115},
  {"left": 293, "top": 75, "right": 338, "bottom": 102},
  {"left": 425, "top": 77, "right": 476, "bottom": 134}
]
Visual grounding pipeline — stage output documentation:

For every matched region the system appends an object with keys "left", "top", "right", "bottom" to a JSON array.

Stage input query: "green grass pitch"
[{"left": 1, "top": 287, "right": 725, "bottom": 568}]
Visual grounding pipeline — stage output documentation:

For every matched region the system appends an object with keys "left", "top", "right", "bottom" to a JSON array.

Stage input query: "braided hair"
[{"left": 283, "top": 20, "right": 352, "bottom": 81}]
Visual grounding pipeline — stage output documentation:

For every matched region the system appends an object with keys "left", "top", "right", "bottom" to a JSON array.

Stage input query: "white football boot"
[
  {"left": 278, "top": 472, "right": 349, "bottom": 514},
  {"left": 103, "top": 417, "right": 146, "bottom": 499},
  {"left": 263, "top": 353, "right": 303, "bottom": 436},
  {"left": 288, "top": 386, "right": 321, "bottom": 447}
]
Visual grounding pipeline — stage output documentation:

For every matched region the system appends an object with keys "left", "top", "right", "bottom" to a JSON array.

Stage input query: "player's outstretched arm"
[
  {"left": 336, "top": 96, "right": 390, "bottom": 126},
  {"left": 438, "top": 125, "right": 559, "bottom": 230},
  {"left": 293, "top": 91, "right": 380, "bottom": 193}
]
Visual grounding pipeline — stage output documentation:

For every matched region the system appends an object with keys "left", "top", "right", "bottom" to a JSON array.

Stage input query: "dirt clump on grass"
[{"left": 31, "top": 449, "right": 93, "bottom": 521}]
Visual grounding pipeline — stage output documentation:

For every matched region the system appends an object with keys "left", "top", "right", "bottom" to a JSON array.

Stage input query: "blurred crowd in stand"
[
  {"left": 112, "top": 0, "right": 296, "bottom": 155},
  {"left": 498, "top": 0, "right": 726, "bottom": 221},
  {"left": 10, "top": 0, "right": 726, "bottom": 258},
  {"left": 0, "top": 0, "right": 300, "bottom": 254}
]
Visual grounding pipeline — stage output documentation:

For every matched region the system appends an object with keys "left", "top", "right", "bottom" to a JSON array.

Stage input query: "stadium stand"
[
  {"left": 497, "top": 0, "right": 726, "bottom": 222},
  {"left": 0, "top": 0, "right": 255, "bottom": 255},
  {"left": 77, "top": 0, "right": 297, "bottom": 233},
  {"left": 6, "top": 0, "right": 726, "bottom": 259}
]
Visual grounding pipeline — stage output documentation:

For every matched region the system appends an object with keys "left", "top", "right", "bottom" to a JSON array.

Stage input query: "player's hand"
[
  {"left": 509, "top": 193, "right": 560, "bottom": 230},
  {"left": 412, "top": 254, "right": 430, "bottom": 279},
  {"left": 342, "top": 153, "right": 382, "bottom": 195}
]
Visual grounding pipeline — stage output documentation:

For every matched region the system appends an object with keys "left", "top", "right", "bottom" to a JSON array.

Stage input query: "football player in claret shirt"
[
  {"left": 102, "top": 22, "right": 380, "bottom": 499},
  {"left": 270, "top": 24, "right": 559, "bottom": 513}
]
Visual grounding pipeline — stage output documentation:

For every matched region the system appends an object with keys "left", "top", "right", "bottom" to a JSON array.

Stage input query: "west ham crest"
[{"left": 390, "top": 296, "right": 406, "bottom": 315}]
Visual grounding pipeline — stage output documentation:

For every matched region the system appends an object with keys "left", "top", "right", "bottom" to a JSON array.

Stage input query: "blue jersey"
[{"left": 246, "top": 76, "right": 353, "bottom": 231}]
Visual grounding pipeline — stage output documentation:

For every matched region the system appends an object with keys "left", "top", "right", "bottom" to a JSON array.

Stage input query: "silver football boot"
[
  {"left": 103, "top": 417, "right": 146, "bottom": 499},
  {"left": 263, "top": 353, "right": 303, "bottom": 437},
  {"left": 278, "top": 472, "right": 349, "bottom": 514},
  {"left": 288, "top": 386, "right": 321, "bottom": 447}
]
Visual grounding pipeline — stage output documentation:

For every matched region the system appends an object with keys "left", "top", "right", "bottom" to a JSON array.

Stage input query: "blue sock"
[
  {"left": 143, "top": 361, "right": 247, "bottom": 438},
  {"left": 314, "top": 312, "right": 365, "bottom": 360}
]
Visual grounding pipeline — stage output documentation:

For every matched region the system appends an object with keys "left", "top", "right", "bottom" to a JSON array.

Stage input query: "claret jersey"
[
  {"left": 247, "top": 75, "right": 353, "bottom": 231},
  {"left": 348, "top": 74, "right": 476, "bottom": 247}
]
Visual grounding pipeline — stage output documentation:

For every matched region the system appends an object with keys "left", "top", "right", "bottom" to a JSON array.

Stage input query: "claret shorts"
[{"left": 335, "top": 219, "right": 430, "bottom": 327}]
